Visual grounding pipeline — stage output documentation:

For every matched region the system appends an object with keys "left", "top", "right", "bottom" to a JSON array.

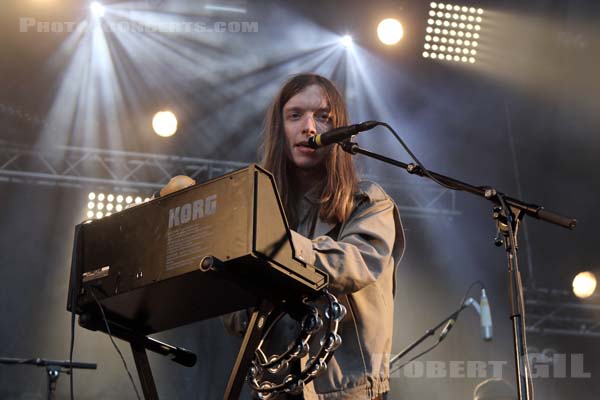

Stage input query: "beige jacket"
[{"left": 225, "top": 180, "right": 404, "bottom": 399}]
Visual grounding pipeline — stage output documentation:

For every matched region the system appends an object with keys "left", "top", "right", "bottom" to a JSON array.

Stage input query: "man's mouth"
[{"left": 295, "top": 142, "right": 316, "bottom": 153}]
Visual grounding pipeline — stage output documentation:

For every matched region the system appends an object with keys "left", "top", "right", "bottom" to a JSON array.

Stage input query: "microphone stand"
[
  {"left": 389, "top": 302, "right": 470, "bottom": 374},
  {"left": 0, "top": 357, "right": 97, "bottom": 400},
  {"left": 341, "top": 142, "right": 576, "bottom": 400}
]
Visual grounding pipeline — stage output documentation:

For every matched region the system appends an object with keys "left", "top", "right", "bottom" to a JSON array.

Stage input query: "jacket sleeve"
[{"left": 290, "top": 193, "right": 402, "bottom": 295}]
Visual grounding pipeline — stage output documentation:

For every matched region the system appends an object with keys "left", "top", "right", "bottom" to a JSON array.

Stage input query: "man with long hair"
[{"left": 231, "top": 73, "right": 405, "bottom": 399}]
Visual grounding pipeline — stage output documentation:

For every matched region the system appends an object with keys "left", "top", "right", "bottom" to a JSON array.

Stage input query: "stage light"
[
  {"left": 340, "top": 35, "right": 353, "bottom": 48},
  {"left": 423, "top": 2, "right": 484, "bottom": 64},
  {"left": 376, "top": 18, "right": 404, "bottom": 46},
  {"left": 90, "top": 2, "right": 105, "bottom": 18},
  {"left": 573, "top": 271, "right": 597, "bottom": 299},
  {"left": 85, "top": 191, "right": 147, "bottom": 220},
  {"left": 152, "top": 111, "right": 178, "bottom": 137}
]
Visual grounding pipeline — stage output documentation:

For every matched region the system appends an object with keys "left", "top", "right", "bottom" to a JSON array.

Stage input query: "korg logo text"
[{"left": 168, "top": 194, "right": 217, "bottom": 228}]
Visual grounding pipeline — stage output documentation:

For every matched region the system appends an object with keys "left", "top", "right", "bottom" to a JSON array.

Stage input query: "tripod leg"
[
  {"left": 224, "top": 301, "right": 275, "bottom": 400},
  {"left": 131, "top": 341, "right": 159, "bottom": 400}
]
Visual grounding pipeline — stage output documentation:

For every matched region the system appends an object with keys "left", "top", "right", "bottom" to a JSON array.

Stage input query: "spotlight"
[
  {"left": 152, "top": 111, "right": 178, "bottom": 137},
  {"left": 424, "top": 2, "right": 484, "bottom": 63},
  {"left": 340, "top": 35, "right": 353, "bottom": 48},
  {"left": 85, "top": 190, "right": 146, "bottom": 220},
  {"left": 377, "top": 18, "right": 404, "bottom": 45},
  {"left": 90, "top": 2, "right": 105, "bottom": 18},
  {"left": 573, "top": 271, "right": 597, "bottom": 299}
]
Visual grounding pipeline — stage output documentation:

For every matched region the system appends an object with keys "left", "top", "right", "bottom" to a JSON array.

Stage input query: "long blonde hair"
[{"left": 260, "top": 74, "right": 358, "bottom": 228}]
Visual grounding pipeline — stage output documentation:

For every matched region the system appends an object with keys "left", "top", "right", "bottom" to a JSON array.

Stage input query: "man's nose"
[{"left": 301, "top": 115, "right": 317, "bottom": 135}]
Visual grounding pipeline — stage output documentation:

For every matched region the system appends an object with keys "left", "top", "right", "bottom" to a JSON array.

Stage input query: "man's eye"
[
  {"left": 288, "top": 112, "right": 300, "bottom": 119},
  {"left": 317, "top": 113, "right": 331, "bottom": 122}
]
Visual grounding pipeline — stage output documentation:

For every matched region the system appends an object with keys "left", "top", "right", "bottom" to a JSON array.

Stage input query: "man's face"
[{"left": 283, "top": 84, "right": 333, "bottom": 171}]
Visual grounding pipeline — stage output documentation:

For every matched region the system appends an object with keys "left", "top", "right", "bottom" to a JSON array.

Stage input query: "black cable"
[
  {"left": 391, "top": 341, "right": 438, "bottom": 373},
  {"left": 390, "top": 280, "right": 485, "bottom": 374},
  {"left": 460, "top": 280, "right": 485, "bottom": 306},
  {"left": 89, "top": 290, "right": 142, "bottom": 400},
  {"left": 379, "top": 122, "right": 462, "bottom": 191}
]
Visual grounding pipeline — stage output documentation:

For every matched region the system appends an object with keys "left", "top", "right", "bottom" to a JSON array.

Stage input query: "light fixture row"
[{"left": 86, "top": 192, "right": 151, "bottom": 220}]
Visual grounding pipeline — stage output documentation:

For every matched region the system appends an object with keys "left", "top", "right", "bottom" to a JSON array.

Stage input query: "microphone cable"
[{"left": 390, "top": 280, "right": 487, "bottom": 374}]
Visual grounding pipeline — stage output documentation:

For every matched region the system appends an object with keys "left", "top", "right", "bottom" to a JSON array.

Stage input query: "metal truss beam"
[
  {"left": 524, "top": 287, "right": 600, "bottom": 338},
  {"left": 0, "top": 141, "right": 460, "bottom": 217}
]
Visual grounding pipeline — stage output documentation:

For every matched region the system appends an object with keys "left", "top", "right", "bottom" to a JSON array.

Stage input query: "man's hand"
[{"left": 159, "top": 175, "right": 196, "bottom": 197}]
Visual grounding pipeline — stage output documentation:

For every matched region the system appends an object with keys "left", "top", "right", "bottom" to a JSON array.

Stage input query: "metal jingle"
[
  {"left": 307, "top": 358, "right": 327, "bottom": 377},
  {"left": 257, "top": 391, "right": 275, "bottom": 400},
  {"left": 267, "top": 359, "right": 289, "bottom": 374},
  {"left": 320, "top": 332, "right": 342, "bottom": 352},
  {"left": 259, "top": 381, "right": 274, "bottom": 390},
  {"left": 256, "top": 381, "right": 276, "bottom": 400},
  {"left": 301, "top": 313, "right": 323, "bottom": 334},
  {"left": 248, "top": 363, "right": 264, "bottom": 381},
  {"left": 325, "top": 302, "right": 347, "bottom": 321},
  {"left": 297, "top": 342, "right": 310, "bottom": 358}
]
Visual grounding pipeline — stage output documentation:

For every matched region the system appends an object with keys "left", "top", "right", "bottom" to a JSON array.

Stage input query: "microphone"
[
  {"left": 480, "top": 289, "right": 493, "bottom": 341},
  {"left": 307, "top": 121, "right": 379, "bottom": 148}
]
